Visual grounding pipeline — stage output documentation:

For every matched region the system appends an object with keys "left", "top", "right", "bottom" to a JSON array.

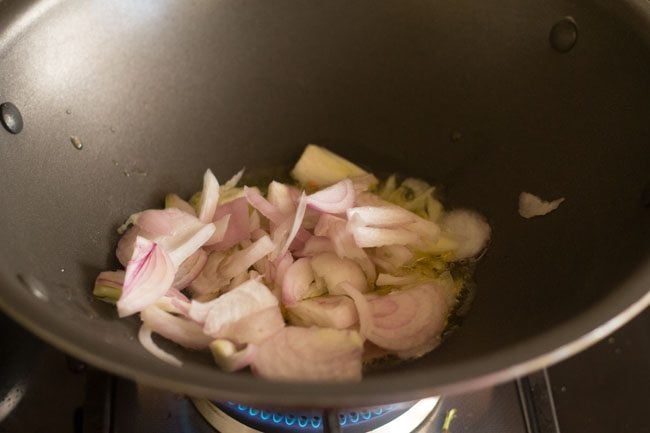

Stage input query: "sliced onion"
[
  {"left": 140, "top": 305, "right": 213, "bottom": 349},
  {"left": 373, "top": 245, "right": 414, "bottom": 269},
  {"left": 132, "top": 209, "right": 175, "bottom": 237},
  {"left": 350, "top": 173, "right": 379, "bottom": 194},
  {"left": 267, "top": 181, "right": 295, "bottom": 214},
  {"left": 165, "top": 194, "right": 196, "bottom": 216},
  {"left": 301, "top": 208, "right": 321, "bottom": 230},
  {"left": 322, "top": 215, "right": 377, "bottom": 283},
  {"left": 116, "top": 227, "right": 141, "bottom": 267},
  {"left": 117, "top": 237, "right": 176, "bottom": 318},
  {"left": 249, "top": 210, "right": 261, "bottom": 232},
  {"left": 138, "top": 324, "right": 182, "bottom": 367},
  {"left": 124, "top": 208, "right": 216, "bottom": 267},
  {"left": 203, "top": 214, "right": 231, "bottom": 246},
  {"left": 518, "top": 192, "right": 564, "bottom": 219},
  {"left": 281, "top": 257, "right": 315, "bottom": 305},
  {"left": 310, "top": 252, "right": 368, "bottom": 295},
  {"left": 203, "top": 279, "right": 279, "bottom": 337},
  {"left": 207, "top": 197, "right": 251, "bottom": 251},
  {"left": 441, "top": 209, "right": 491, "bottom": 259},
  {"left": 210, "top": 339, "right": 257, "bottom": 372},
  {"left": 369, "top": 255, "right": 398, "bottom": 274},
  {"left": 223, "top": 168, "right": 245, "bottom": 190},
  {"left": 251, "top": 327, "right": 364, "bottom": 382},
  {"left": 165, "top": 223, "right": 216, "bottom": 267},
  {"left": 244, "top": 186, "right": 284, "bottom": 224},
  {"left": 95, "top": 270, "right": 124, "bottom": 290},
  {"left": 189, "top": 251, "right": 227, "bottom": 295},
  {"left": 277, "top": 192, "right": 307, "bottom": 258},
  {"left": 172, "top": 249, "right": 208, "bottom": 290},
  {"left": 219, "top": 235, "right": 275, "bottom": 283},
  {"left": 198, "top": 169, "right": 220, "bottom": 223},
  {"left": 375, "top": 273, "right": 422, "bottom": 286},
  {"left": 306, "top": 178, "right": 355, "bottom": 214},
  {"left": 314, "top": 213, "right": 345, "bottom": 236},
  {"left": 250, "top": 228, "right": 270, "bottom": 241},
  {"left": 188, "top": 297, "right": 219, "bottom": 324},
  {"left": 155, "top": 296, "right": 189, "bottom": 315},
  {"left": 273, "top": 252, "right": 294, "bottom": 289},
  {"left": 406, "top": 218, "right": 441, "bottom": 245},
  {"left": 215, "top": 306, "right": 285, "bottom": 345},
  {"left": 226, "top": 270, "right": 250, "bottom": 293},
  {"left": 355, "top": 191, "right": 392, "bottom": 207},
  {"left": 157, "top": 288, "right": 191, "bottom": 315},
  {"left": 351, "top": 226, "right": 419, "bottom": 248},
  {"left": 294, "top": 236, "right": 335, "bottom": 257},
  {"left": 341, "top": 282, "right": 450, "bottom": 356},
  {"left": 346, "top": 206, "right": 417, "bottom": 228},
  {"left": 286, "top": 295, "right": 358, "bottom": 329},
  {"left": 289, "top": 227, "right": 311, "bottom": 253}
]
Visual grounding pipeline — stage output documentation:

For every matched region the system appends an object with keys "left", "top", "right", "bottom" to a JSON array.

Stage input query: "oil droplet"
[
  {"left": 451, "top": 131, "right": 462, "bottom": 142},
  {"left": 70, "top": 136, "right": 83, "bottom": 150},
  {"left": 65, "top": 109, "right": 71, "bottom": 115},
  {"left": 1, "top": 102, "right": 24, "bottom": 134},
  {"left": 109, "top": 126, "right": 116, "bottom": 133},
  {"left": 112, "top": 159, "right": 119, "bottom": 166},
  {"left": 607, "top": 337, "right": 615, "bottom": 344},
  {"left": 549, "top": 17, "right": 578, "bottom": 53},
  {"left": 60, "top": 268, "right": 65, "bottom": 273},
  {"left": 560, "top": 386, "right": 567, "bottom": 392}
]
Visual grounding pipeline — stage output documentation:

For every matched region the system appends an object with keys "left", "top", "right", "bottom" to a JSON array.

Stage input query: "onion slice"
[
  {"left": 121, "top": 208, "right": 217, "bottom": 267},
  {"left": 198, "top": 169, "right": 220, "bottom": 223},
  {"left": 351, "top": 226, "right": 420, "bottom": 248},
  {"left": 117, "top": 237, "right": 176, "bottom": 318},
  {"left": 346, "top": 206, "right": 417, "bottom": 228},
  {"left": 140, "top": 305, "right": 213, "bottom": 349},
  {"left": 172, "top": 249, "right": 208, "bottom": 290},
  {"left": 223, "top": 168, "right": 245, "bottom": 190},
  {"left": 138, "top": 324, "right": 183, "bottom": 367},
  {"left": 341, "top": 282, "right": 451, "bottom": 356},
  {"left": 518, "top": 192, "right": 565, "bottom": 219},
  {"left": 310, "top": 252, "right": 367, "bottom": 295},
  {"left": 203, "top": 214, "right": 230, "bottom": 246},
  {"left": 202, "top": 279, "right": 279, "bottom": 337},
  {"left": 210, "top": 339, "right": 257, "bottom": 372},
  {"left": 165, "top": 194, "right": 196, "bottom": 216},
  {"left": 218, "top": 235, "right": 275, "bottom": 283},
  {"left": 440, "top": 209, "right": 491, "bottom": 259},
  {"left": 189, "top": 251, "right": 227, "bottom": 295},
  {"left": 281, "top": 257, "right": 316, "bottom": 305},
  {"left": 251, "top": 327, "right": 364, "bottom": 382},
  {"left": 214, "top": 306, "right": 285, "bottom": 345},
  {"left": 208, "top": 197, "right": 251, "bottom": 251},
  {"left": 286, "top": 295, "right": 358, "bottom": 329},
  {"left": 277, "top": 192, "right": 307, "bottom": 258},
  {"left": 306, "top": 179, "right": 355, "bottom": 214},
  {"left": 244, "top": 186, "right": 284, "bottom": 224}
]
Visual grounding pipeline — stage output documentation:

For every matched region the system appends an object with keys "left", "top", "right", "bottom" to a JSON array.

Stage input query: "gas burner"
[{"left": 192, "top": 397, "right": 440, "bottom": 433}]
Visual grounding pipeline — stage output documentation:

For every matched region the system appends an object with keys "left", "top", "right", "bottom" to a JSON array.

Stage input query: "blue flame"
[{"left": 223, "top": 401, "right": 392, "bottom": 430}]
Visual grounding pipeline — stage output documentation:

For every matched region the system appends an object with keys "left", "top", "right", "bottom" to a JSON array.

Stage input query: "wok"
[{"left": 0, "top": 0, "right": 648, "bottom": 408}]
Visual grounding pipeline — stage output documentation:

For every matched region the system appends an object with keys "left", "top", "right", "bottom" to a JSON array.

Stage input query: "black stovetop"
[{"left": 1, "top": 309, "right": 648, "bottom": 433}]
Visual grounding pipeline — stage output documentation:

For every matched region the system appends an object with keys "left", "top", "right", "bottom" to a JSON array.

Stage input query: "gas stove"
[{"left": 1, "top": 309, "right": 647, "bottom": 433}]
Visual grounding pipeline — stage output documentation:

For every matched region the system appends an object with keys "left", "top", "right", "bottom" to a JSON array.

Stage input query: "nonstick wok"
[{"left": 0, "top": 0, "right": 649, "bottom": 408}]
